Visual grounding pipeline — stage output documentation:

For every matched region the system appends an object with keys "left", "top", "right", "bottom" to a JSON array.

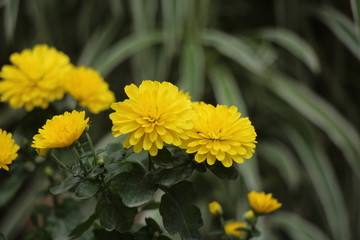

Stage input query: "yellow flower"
[
  {"left": 208, "top": 201, "right": 223, "bottom": 216},
  {"left": 182, "top": 102, "right": 257, "bottom": 167},
  {"left": 247, "top": 191, "right": 282, "bottom": 214},
  {"left": 0, "top": 129, "right": 20, "bottom": 171},
  {"left": 64, "top": 66, "right": 115, "bottom": 114},
  {"left": 110, "top": 80, "right": 194, "bottom": 156},
  {"left": 0, "top": 44, "right": 71, "bottom": 111},
  {"left": 32, "top": 110, "right": 89, "bottom": 149},
  {"left": 224, "top": 221, "right": 247, "bottom": 238}
]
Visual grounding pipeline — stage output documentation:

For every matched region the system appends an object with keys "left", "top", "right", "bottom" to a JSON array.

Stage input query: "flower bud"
[
  {"left": 243, "top": 210, "right": 256, "bottom": 223},
  {"left": 97, "top": 157, "right": 105, "bottom": 166},
  {"left": 208, "top": 201, "right": 223, "bottom": 216},
  {"left": 44, "top": 166, "right": 54, "bottom": 176},
  {"left": 36, "top": 148, "right": 50, "bottom": 157}
]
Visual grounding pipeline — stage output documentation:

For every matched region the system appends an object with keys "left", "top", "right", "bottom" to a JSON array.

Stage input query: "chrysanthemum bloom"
[
  {"left": 208, "top": 201, "right": 223, "bottom": 216},
  {"left": 224, "top": 221, "right": 247, "bottom": 238},
  {"left": 64, "top": 66, "right": 115, "bottom": 114},
  {"left": 247, "top": 191, "right": 282, "bottom": 214},
  {"left": 110, "top": 80, "right": 194, "bottom": 156},
  {"left": 0, "top": 44, "right": 71, "bottom": 111},
  {"left": 32, "top": 110, "right": 89, "bottom": 149},
  {"left": 0, "top": 129, "right": 20, "bottom": 171},
  {"left": 182, "top": 102, "right": 257, "bottom": 167}
]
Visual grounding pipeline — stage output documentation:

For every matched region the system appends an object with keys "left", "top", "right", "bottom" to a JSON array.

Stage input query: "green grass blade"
[
  {"left": 208, "top": 64, "right": 261, "bottom": 190},
  {"left": 268, "top": 73, "right": 360, "bottom": 176},
  {"left": 258, "top": 141, "right": 301, "bottom": 190},
  {"left": 202, "top": 30, "right": 267, "bottom": 74},
  {"left": 269, "top": 212, "right": 332, "bottom": 240},
  {"left": 4, "top": 0, "right": 19, "bottom": 43},
  {"left": 91, "top": 31, "right": 162, "bottom": 77},
  {"left": 317, "top": 7, "right": 360, "bottom": 60},
  {"left": 178, "top": 42, "right": 205, "bottom": 101},
  {"left": 286, "top": 126, "right": 350, "bottom": 240},
  {"left": 350, "top": 0, "right": 360, "bottom": 41},
  {"left": 77, "top": 21, "right": 120, "bottom": 67},
  {"left": 258, "top": 28, "right": 320, "bottom": 73}
]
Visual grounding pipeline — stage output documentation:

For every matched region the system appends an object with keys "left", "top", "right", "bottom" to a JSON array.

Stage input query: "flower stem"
[
  {"left": 72, "top": 146, "right": 88, "bottom": 175},
  {"left": 50, "top": 152, "right": 72, "bottom": 173},
  {"left": 85, "top": 130, "right": 96, "bottom": 162}
]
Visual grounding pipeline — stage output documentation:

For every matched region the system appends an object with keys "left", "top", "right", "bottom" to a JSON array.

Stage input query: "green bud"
[
  {"left": 44, "top": 166, "right": 54, "bottom": 176},
  {"left": 97, "top": 157, "right": 105, "bottom": 166}
]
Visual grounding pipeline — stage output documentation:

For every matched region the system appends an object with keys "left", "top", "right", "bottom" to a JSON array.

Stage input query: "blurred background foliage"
[{"left": 0, "top": 0, "right": 359, "bottom": 239}]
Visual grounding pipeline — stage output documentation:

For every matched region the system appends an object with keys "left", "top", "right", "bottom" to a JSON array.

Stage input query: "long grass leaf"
[
  {"left": 269, "top": 212, "right": 332, "bottom": 240},
  {"left": 286, "top": 126, "right": 350, "bottom": 240},
  {"left": 92, "top": 32, "right": 162, "bottom": 77},
  {"left": 350, "top": 0, "right": 360, "bottom": 41},
  {"left": 258, "top": 28, "right": 320, "bottom": 73},
  {"left": 178, "top": 42, "right": 205, "bottom": 101},
  {"left": 268, "top": 73, "right": 360, "bottom": 176},
  {"left": 258, "top": 141, "right": 301, "bottom": 190},
  {"left": 4, "top": 0, "right": 19, "bottom": 43},
  {"left": 317, "top": 7, "right": 360, "bottom": 60}
]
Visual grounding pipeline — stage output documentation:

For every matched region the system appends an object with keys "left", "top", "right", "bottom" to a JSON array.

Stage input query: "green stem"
[
  {"left": 72, "top": 146, "right": 88, "bottom": 175},
  {"left": 76, "top": 141, "right": 85, "bottom": 154},
  {"left": 50, "top": 152, "right": 72, "bottom": 173},
  {"left": 85, "top": 130, "right": 96, "bottom": 162}
]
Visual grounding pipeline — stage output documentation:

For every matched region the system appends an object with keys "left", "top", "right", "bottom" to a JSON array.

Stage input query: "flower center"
[{"left": 143, "top": 116, "right": 159, "bottom": 126}]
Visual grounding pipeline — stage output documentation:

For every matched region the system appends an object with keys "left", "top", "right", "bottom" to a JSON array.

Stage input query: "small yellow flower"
[
  {"left": 0, "top": 44, "right": 71, "bottom": 111},
  {"left": 208, "top": 201, "right": 223, "bottom": 216},
  {"left": 0, "top": 129, "right": 20, "bottom": 171},
  {"left": 109, "top": 80, "right": 194, "bottom": 156},
  {"left": 182, "top": 102, "right": 257, "bottom": 167},
  {"left": 247, "top": 191, "right": 282, "bottom": 214},
  {"left": 32, "top": 110, "right": 89, "bottom": 149},
  {"left": 64, "top": 66, "right": 115, "bottom": 114},
  {"left": 224, "top": 221, "right": 247, "bottom": 238}
]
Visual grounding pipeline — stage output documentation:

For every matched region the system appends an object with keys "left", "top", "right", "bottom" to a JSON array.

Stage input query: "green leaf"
[
  {"left": 105, "top": 143, "right": 126, "bottom": 162},
  {"left": 50, "top": 177, "right": 81, "bottom": 195},
  {"left": 0, "top": 171, "right": 27, "bottom": 207},
  {"left": 92, "top": 31, "right": 163, "bottom": 77},
  {"left": 93, "top": 229, "right": 133, "bottom": 240},
  {"left": 74, "top": 180, "right": 101, "bottom": 199},
  {"left": 0, "top": 233, "right": 8, "bottom": 240},
  {"left": 258, "top": 28, "right": 320, "bottom": 73},
  {"left": 118, "top": 173, "right": 158, "bottom": 208},
  {"left": 351, "top": 0, "right": 360, "bottom": 40},
  {"left": 160, "top": 181, "right": 203, "bottom": 240},
  {"left": 4, "top": 0, "right": 19, "bottom": 43},
  {"left": 269, "top": 212, "right": 332, "bottom": 240},
  {"left": 96, "top": 194, "right": 137, "bottom": 232},
  {"left": 151, "top": 147, "right": 175, "bottom": 169},
  {"left": 69, "top": 213, "right": 97, "bottom": 239},
  {"left": 154, "top": 166, "right": 193, "bottom": 187},
  {"left": 208, "top": 162, "right": 238, "bottom": 180},
  {"left": 178, "top": 42, "right": 205, "bottom": 101},
  {"left": 134, "top": 218, "right": 162, "bottom": 239},
  {"left": 317, "top": 7, "right": 360, "bottom": 60},
  {"left": 286, "top": 126, "right": 350, "bottom": 240}
]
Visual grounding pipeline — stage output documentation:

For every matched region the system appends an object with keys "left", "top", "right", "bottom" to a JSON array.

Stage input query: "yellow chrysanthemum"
[
  {"left": 32, "top": 110, "right": 89, "bottom": 149},
  {"left": 224, "top": 221, "right": 247, "bottom": 238},
  {"left": 247, "top": 191, "right": 282, "bottom": 214},
  {"left": 0, "top": 129, "right": 20, "bottom": 171},
  {"left": 110, "top": 80, "right": 194, "bottom": 156},
  {"left": 182, "top": 102, "right": 257, "bottom": 167},
  {"left": 208, "top": 201, "right": 223, "bottom": 216},
  {"left": 64, "top": 66, "right": 115, "bottom": 114},
  {"left": 0, "top": 44, "right": 71, "bottom": 111}
]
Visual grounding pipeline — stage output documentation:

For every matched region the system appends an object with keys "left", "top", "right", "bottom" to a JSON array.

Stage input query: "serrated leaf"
[
  {"left": 96, "top": 194, "right": 137, "bottom": 232},
  {"left": 151, "top": 147, "right": 174, "bottom": 169},
  {"left": 74, "top": 180, "right": 101, "bottom": 199},
  {"left": 118, "top": 174, "right": 158, "bottom": 208},
  {"left": 160, "top": 181, "right": 203, "bottom": 240},
  {"left": 69, "top": 213, "right": 97, "bottom": 239},
  {"left": 50, "top": 177, "right": 81, "bottom": 195},
  {"left": 105, "top": 143, "right": 126, "bottom": 162},
  {"left": 154, "top": 166, "right": 193, "bottom": 187}
]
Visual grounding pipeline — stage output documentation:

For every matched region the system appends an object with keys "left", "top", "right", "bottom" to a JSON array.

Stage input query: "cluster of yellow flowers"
[
  {"left": 209, "top": 191, "right": 282, "bottom": 238},
  {"left": 0, "top": 45, "right": 115, "bottom": 113},
  {"left": 110, "top": 80, "right": 257, "bottom": 167},
  {"left": 28, "top": 80, "right": 257, "bottom": 168}
]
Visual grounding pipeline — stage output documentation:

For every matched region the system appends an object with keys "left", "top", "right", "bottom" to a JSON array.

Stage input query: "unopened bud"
[
  {"left": 97, "top": 157, "right": 105, "bottom": 166},
  {"left": 44, "top": 166, "right": 54, "bottom": 176},
  {"left": 243, "top": 210, "right": 256, "bottom": 223},
  {"left": 36, "top": 148, "right": 50, "bottom": 157},
  {"left": 208, "top": 201, "right": 223, "bottom": 216}
]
